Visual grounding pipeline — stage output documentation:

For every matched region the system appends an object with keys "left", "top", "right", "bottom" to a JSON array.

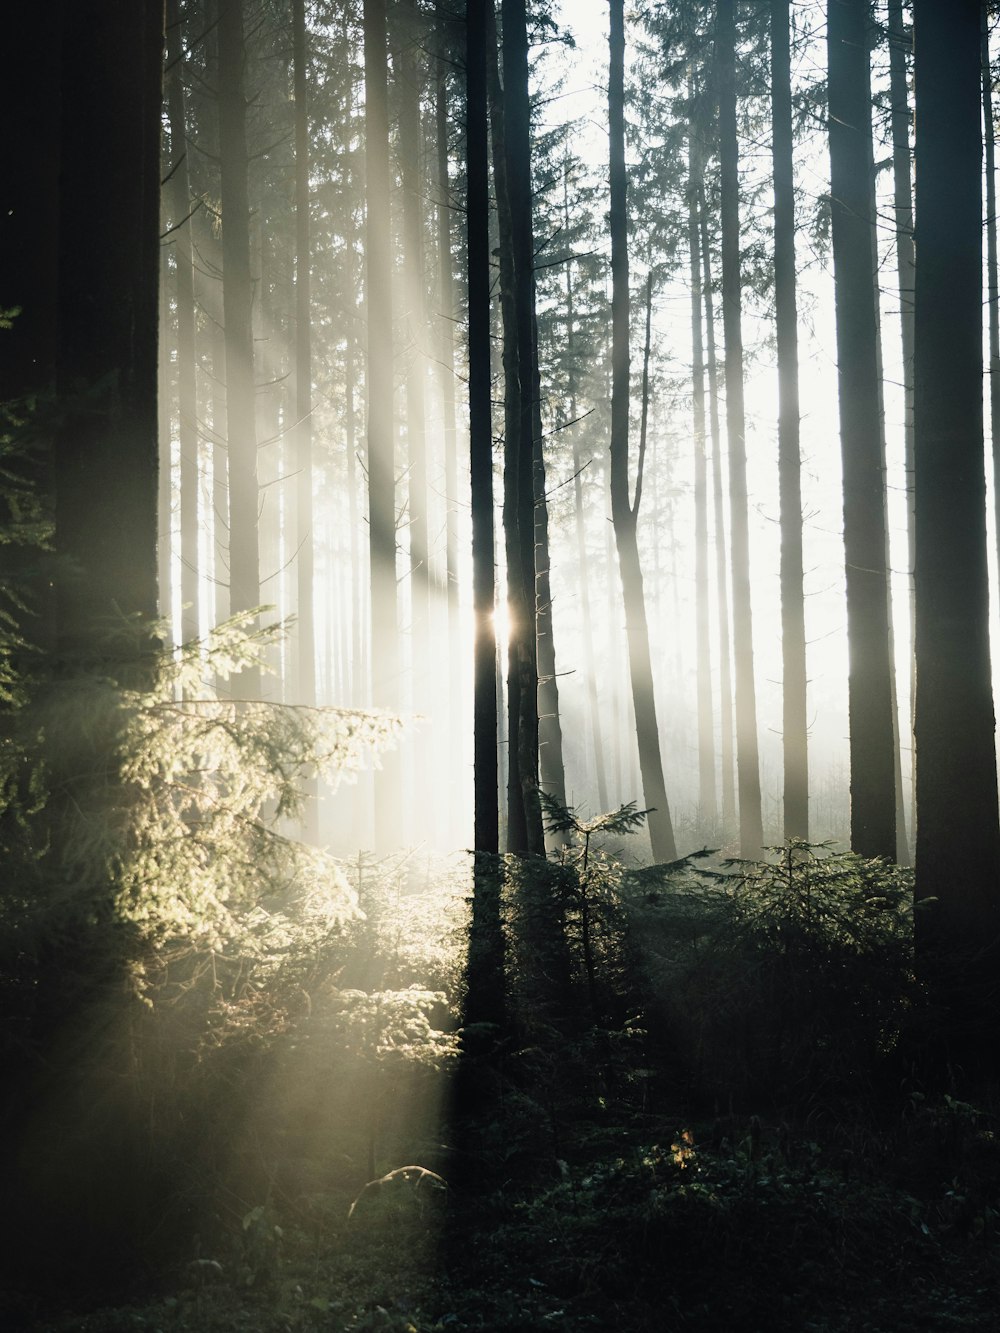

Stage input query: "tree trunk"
[
  {"left": 564, "top": 164, "right": 609, "bottom": 813},
  {"left": 827, "top": 0, "right": 896, "bottom": 860},
  {"left": 491, "top": 0, "right": 544, "bottom": 857},
  {"left": 717, "top": 0, "right": 764, "bottom": 855},
  {"left": 771, "top": 0, "right": 808, "bottom": 842},
  {"left": 292, "top": 0, "right": 318, "bottom": 838},
  {"left": 219, "top": 0, "right": 260, "bottom": 698},
  {"left": 688, "top": 100, "right": 716, "bottom": 829},
  {"left": 465, "top": 0, "right": 504, "bottom": 1034},
  {"left": 166, "top": 0, "right": 200, "bottom": 646},
  {"left": 364, "top": 0, "right": 401, "bottom": 846},
  {"left": 913, "top": 0, "right": 1000, "bottom": 1053},
  {"left": 700, "top": 187, "right": 736, "bottom": 839},
  {"left": 54, "top": 0, "right": 162, "bottom": 669},
  {"left": 609, "top": 0, "right": 677, "bottom": 864},
  {"left": 982, "top": 8, "right": 1000, "bottom": 585},
  {"left": 888, "top": 0, "right": 916, "bottom": 826},
  {"left": 436, "top": 50, "right": 464, "bottom": 828}
]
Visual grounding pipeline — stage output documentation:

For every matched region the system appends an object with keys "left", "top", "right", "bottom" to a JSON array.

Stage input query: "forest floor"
[{"left": 18, "top": 1079, "right": 1000, "bottom": 1333}]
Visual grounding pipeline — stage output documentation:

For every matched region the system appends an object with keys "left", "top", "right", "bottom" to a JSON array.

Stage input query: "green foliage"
[{"left": 631, "top": 842, "right": 916, "bottom": 1106}]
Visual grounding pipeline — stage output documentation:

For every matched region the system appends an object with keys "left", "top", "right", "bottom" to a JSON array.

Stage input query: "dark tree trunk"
[
  {"left": 364, "top": 0, "right": 401, "bottom": 846},
  {"left": 717, "top": 0, "right": 764, "bottom": 855},
  {"left": 465, "top": 0, "right": 504, "bottom": 1034},
  {"left": 609, "top": 0, "right": 677, "bottom": 864},
  {"left": 492, "top": 0, "right": 544, "bottom": 857},
  {"left": 219, "top": 0, "right": 260, "bottom": 697},
  {"left": 55, "top": 0, "right": 162, "bottom": 668},
  {"left": 982, "top": 8, "right": 1000, "bottom": 585},
  {"left": 771, "top": 0, "right": 808, "bottom": 842},
  {"left": 827, "top": 0, "right": 895, "bottom": 860},
  {"left": 913, "top": 0, "right": 1000, "bottom": 1052}
]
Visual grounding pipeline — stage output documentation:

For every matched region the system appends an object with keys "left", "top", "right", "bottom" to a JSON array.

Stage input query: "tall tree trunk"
[
  {"left": 888, "top": 0, "right": 916, "bottom": 806},
  {"left": 770, "top": 0, "right": 808, "bottom": 842},
  {"left": 982, "top": 8, "right": 1000, "bottom": 582},
  {"left": 491, "top": 0, "right": 544, "bottom": 857},
  {"left": 364, "top": 0, "right": 401, "bottom": 846},
  {"left": 465, "top": 0, "right": 504, "bottom": 1033},
  {"left": 292, "top": 0, "right": 318, "bottom": 838},
  {"left": 531, "top": 311, "right": 569, "bottom": 842},
  {"left": 827, "top": 0, "right": 895, "bottom": 860},
  {"left": 700, "top": 188, "right": 736, "bottom": 838},
  {"left": 55, "top": 0, "right": 162, "bottom": 669},
  {"left": 219, "top": 0, "right": 260, "bottom": 697},
  {"left": 609, "top": 0, "right": 677, "bottom": 864},
  {"left": 717, "top": 0, "right": 764, "bottom": 855},
  {"left": 564, "top": 165, "right": 609, "bottom": 813},
  {"left": 913, "top": 0, "right": 1000, "bottom": 1052},
  {"left": 436, "top": 51, "right": 464, "bottom": 827},
  {"left": 166, "top": 0, "right": 200, "bottom": 646},
  {"left": 688, "top": 102, "right": 716, "bottom": 829}
]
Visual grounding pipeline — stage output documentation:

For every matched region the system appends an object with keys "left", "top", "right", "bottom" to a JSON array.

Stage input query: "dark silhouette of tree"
[
  {"left": 55, "top": 0, "right": 163, "bottom": 664},
  {"left": 465, "top": 0, "right": 504, "bottom": 1034},
  {"left": 913, "top": 0, "right": 1000, "bottom": 1052},
  {"left": 827, "top": 0, "right": 895, "bottom": 861}
]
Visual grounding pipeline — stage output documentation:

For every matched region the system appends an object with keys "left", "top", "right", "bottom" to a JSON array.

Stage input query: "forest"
[{"left": 3, "top": 0, "right": 1000, "bottom": 1328}]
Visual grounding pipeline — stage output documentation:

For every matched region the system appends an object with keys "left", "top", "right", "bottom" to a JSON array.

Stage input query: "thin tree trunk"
[
  {"left": 771, "top": 0, "right": 808, "bottom": 842},
  {"left": 700, "top": 188, "right": 736, "bottom": 838},
  {"left": 827, "top": 0, "right": 895, "bottom": 860},
  {"left": 465, "top": 0, "right": 504, "bottom": 1033},
  {"left": 982, "top": 8, "right": 1000, "bottom": 583},
  {"left": 166, "top": 0, "right": 200, "bottom": 646},
  {"left": 888, "top": 0, "right": 916, "bottom": 829},
  {"left": 564, "top": 164, "right": 609, "bottom": 813},
  {"left": 688, "top": 104, "right": 716, "bottom": 829},
  {"left": 609, "top": 0, "right": 677, "bottom": 863},
  {"left": 364, "top": 0, "right": 401, "bottom": 846},
  {"left": 717, "top": 0, "right": 764, "bottom": 855},
  {"left": 292, "top": 0, "right": 318, "bottom": 838},
  {"left": 219, "top": 0, "right": 260, "bottom": 698},
  {"left": 436, "top": 52, "right": 464, "bottom": 820}
]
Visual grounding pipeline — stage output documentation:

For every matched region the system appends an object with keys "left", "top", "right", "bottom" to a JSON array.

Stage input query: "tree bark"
[
  {"left": 717, "top": 0, "right": 764, "bottom": 855},
  {"left": 827, "top": 0, "right": 896, "bottom": 860},
  {"left": 913, "top": 0, "right": 1000, "bottom": 1049},
  {"left": 770, "top": 0, "right": 808, "bottom": 842},
  {"left": 54, "top": 0, "right": 162, "bottom": 670},
  {"left": 609, "top": 0, "right": 677, "bottom": 863},
  {"left": 465, "top": 0, "right": 504, "bottom": 1033},
  {"left": 492, "top": 0, "right": 544, "bottom": 857}
]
